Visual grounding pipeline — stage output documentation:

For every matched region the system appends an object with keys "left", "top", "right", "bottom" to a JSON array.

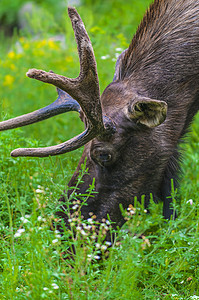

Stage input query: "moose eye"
[
  {"left": 91, "top": 149, "right": 113, "bottom": 167},
  {"left": 99, "top": 152, "right": 112, "bottom": 163}
]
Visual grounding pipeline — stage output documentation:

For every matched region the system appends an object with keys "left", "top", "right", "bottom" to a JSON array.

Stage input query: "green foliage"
[
  {"left": 0, "top": 0, "right": 199, "bottom": 299},
  {"left": 0, "top": 0, "right": 25, "bottom": 25},
  {"left": 0, "top": 0, "right": 66, "bottom": 27}
]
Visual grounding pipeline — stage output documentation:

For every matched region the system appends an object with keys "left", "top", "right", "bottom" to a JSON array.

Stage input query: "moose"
[{"left": 0, "top": 0, "right": 199, "bottom": 233}]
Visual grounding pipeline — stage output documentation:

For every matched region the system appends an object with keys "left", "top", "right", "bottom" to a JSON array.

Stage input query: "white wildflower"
[
  {"left": 105, "top": 241, "right": 112, "bottom": 246},
  {"left": 25, "top": 214, "right": 31, "bottom": 218},
  {"left": 94, "top": 255, "right": 101, "bottom": 260},
  {"left": 14, "top": 232, "right": 21, "bottom": 238},
  {"left": 17, "top": 228, "right": 25, "bottom": 234},
  {"left": 115, "top": 47, "right": 123, "bottom": 52},
  {"left": 37, "top": 217, "right": 46, "bottom": 222},
  {"left": 85, "top": 225, "right": 92, "bottom": 230},
  {"left": 14, "top": 228, "right": 25, "bottom": 238},
  {"left": 52, "top": 283, "right": 59, "bottom": 289},
  {"left": 95, "top": 243, "right": 101, "bottom": 248},
  {"left": 87, "top": 218, "right": 93, "bottom": 224},
  {"left": 101, "top": 223, "right": 109, "bottom": 230},
  {"left": 101, "top": 55, "right": 110, "bottom": 60},
  {"left": 187, "top": 199, "right": 193, "bottom": 205},
  {"left": 35, "top": 188, "right": 43, "bottom": 193},
  {"left": 80, "top": 230, "right": 87, "bottom": 236},
  {"left": 180, "top": 280, "right": 184, "bottom": 284},
  {"left": 43, "top": 287, "right": 48, "bottom": 291},
  {"left": 72, "top": 204, "right": 78, "bottom": 210},
  {"left": 56, "top": 234, "right": 61, "bottom": 238},
  {"left": 101, "top": 245, "right": 107, "bottom": 251},
  {"left": 52, "top": 239, "right": 59, "bottom": 244},
  {"left": 20, "top": 217, "right": 29, "bottom": 223}
]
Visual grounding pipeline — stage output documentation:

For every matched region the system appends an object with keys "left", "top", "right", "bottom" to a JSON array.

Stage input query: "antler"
[
  {"left": 0, "top": 87, "right": 80, "bottom": 131},
  {"left": 0, "top": 7, "right": 113, "bottom": 157}
]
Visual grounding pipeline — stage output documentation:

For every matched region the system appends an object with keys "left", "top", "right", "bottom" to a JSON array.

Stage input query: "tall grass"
[{"left": 0, "top": 0, "right": 199, "bottom": 299}]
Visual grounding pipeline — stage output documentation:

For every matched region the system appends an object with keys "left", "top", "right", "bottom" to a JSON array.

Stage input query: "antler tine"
[
  {"left": 11, "top": 128, "right": 96, "bottom": 157},
  {"left": 68, "top": 7, "right": 98, "bottom": 82},
  {"left": 9, "top": 7, "right": 115, "bottom": 158},
  {"left": 0, "top": 88, "right": 79, "bottom": 131},
  {"left": 26, "top": 7, "right": 104, "bottom": 131}
]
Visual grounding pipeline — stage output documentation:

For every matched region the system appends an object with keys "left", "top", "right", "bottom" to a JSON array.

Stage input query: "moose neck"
[{"left": 121, "top": 0, "right": 199, "bottom": 82}]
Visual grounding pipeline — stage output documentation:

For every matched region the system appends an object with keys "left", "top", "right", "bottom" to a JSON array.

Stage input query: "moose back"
[{"left": 0, "top": 0, "right": 199, "bottom": 229}]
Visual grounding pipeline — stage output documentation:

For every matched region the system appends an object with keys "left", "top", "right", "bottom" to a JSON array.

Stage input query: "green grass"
[{"left": 0, "top": 0, "right": 199, "bottom": 299}]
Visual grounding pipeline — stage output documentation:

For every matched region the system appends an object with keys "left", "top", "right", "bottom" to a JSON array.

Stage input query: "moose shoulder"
[{"left": 0, "top": 0, "right": 199, "bottom": 230}]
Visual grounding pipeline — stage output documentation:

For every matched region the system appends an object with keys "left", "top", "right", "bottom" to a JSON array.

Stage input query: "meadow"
[{"left": 0, "top": 0, "right": 199, "bottom": 299}]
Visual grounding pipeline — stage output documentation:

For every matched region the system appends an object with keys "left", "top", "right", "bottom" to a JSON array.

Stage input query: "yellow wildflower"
[
  {"left": 10, "top": 64, "right": 16, "bottom": 71},
  {"left": 36, "top": 40, "right": 47, "bottom": 48},
  {"left": 7, "top": 51, "right": 15, "bottom": 59},
  {"left": 90, "top": 26, "right": 105, "bottom": 34},
  {"left": 3, "top": 75, "right": 14, "bottom": 87},
  {"left": 23, "top": 43, "right": 30, "bottom": 50},
  {"left": 33, "top": 49, "right": 45, "bottom": 56},
  {"left": 48, "top": 40, "right": 59, "bottom": 50},
  {"left": 116, "top": 33, "right": 129, "bottom": 48},
  {"left": 16, "top": 53, "right": 23, "bottom": 59},
  {"left": 19, "top": 37, "right": 25, "bottom": 43},
  {"left": 65, "top": 56, "right": 73, "bottom": 63}
]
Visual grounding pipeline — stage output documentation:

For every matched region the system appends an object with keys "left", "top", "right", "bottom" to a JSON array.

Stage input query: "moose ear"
[
  {"left": 127, "top": 97, "right": 167, "bottom": 128},
  {"left": 113, "top": 49, "right": 127, "bottom": 81}
]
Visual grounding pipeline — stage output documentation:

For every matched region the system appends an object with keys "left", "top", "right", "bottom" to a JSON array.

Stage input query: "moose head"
[{"left": 2, "top": 1, "right": 197, "bottom": 231}]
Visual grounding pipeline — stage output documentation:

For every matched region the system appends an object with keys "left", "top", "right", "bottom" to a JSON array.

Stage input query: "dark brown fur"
[{"left": 59, "top": 0, "right": 199, "bottom": 229}]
